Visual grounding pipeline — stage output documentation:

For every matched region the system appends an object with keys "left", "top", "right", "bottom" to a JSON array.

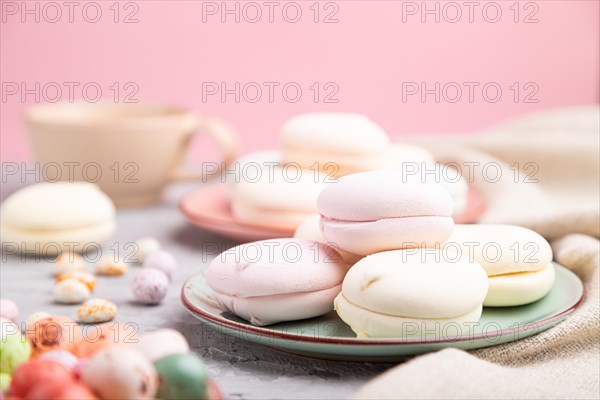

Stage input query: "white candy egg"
[
  {"left": 77, "top": 299, "right": 117, "bottom": 323},
  {"left": 133, "top": 329, "right": 189, "bottom": 362},
  {"left": 24, "top": 311, "right": 51, "bottom": 330},
  {"left": 52, "top": 278, "right": 90, "bottom": 304},
  {"left": 81, "top": 347, "right": 158, "bottom": 400}
]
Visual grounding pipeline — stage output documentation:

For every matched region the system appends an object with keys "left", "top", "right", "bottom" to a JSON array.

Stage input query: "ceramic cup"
[{"left": 26, "top": 102, "right": 239, "bottom": 206}]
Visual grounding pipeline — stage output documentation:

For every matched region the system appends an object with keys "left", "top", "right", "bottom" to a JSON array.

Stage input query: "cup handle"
[{"left": 170, "top": 116, "right": 239, "bottom": 181}]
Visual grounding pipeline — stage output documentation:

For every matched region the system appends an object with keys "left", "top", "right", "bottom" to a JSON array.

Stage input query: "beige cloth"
[{"left": 354, "top": 106, "right": 600, "bottom": 399}]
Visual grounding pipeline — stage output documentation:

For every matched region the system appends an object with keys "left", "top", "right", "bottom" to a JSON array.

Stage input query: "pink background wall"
[{"left": 1, "top": 1, "right": 598, "bottom": 161}]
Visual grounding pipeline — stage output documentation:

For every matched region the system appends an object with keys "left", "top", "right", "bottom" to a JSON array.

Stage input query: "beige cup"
[{"left": 26, "top": 102, "right": 238, "bottom": 206}]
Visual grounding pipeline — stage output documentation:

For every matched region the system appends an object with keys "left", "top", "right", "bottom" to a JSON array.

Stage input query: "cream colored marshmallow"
[
  {"left": 1, "top": 182, "right": 116, "bottom": 254},
  {"left": 335, "top": 249, "right": 488, "bottom": 338}
]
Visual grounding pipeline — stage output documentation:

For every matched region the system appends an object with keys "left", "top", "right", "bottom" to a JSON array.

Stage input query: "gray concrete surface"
[{"left": 0, "top": 179, "right": 394, "bottom": 399}]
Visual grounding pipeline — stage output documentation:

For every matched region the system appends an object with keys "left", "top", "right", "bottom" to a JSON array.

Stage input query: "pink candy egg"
[
  {"left": 0, "top": 299, "right": 18, "bottom": 321},
  {"left": 131, "top": 269, "right": 169, "bottom": 304},
  {"left": 9, "top": 359, "right": 74, "bottom": 398},
  {"left": 142, "top": 250, "right": 177, "bottom": 280}
]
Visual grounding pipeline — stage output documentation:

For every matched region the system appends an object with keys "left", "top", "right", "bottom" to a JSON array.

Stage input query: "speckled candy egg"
[
  {"left": 56, "top": 271, "right": 97, "bottom": 291},
  {"left": 134, "top": 236, "right": 161, "bottom": 263},
  {"left": 25, "top": 315, "right": 82, "bottom": 357},
  {"left": 131, "top": 269, "right": 169, "bottom": 304},
  {"left": 154, "top": 354, "right": 209, "bottom": 400},
  {"left": 54, "top": 253, "right": 86, "bottom": 276},
  {"left": 0, "top": 299, "right": 18, "bottom": 321},
  {"left": 94, "top": 255, "right": 128, "bottom": 276},
  {"left": 9, "top": 359, "right": 74, "bottom": 398},
  {"left": 133, "top": 329, "right": 189, "bottom": 362},
  {"left": 38, "top": 349, "right": 79, "bottom": 370},
  {"left": 52, "top": 278, "right": 91, "bottom": 304},
  {"left": 0, "top": 329, "right": 31, "bottom": 374},
  {"left": 74, "top": 322, "right": 139, "bottom": 359},
  {"left": 77, "top": 299, "right": 117, "bottom": 323},
  {"left": 143, "top": 250, "right": 177, "bottom": 280},
  {"left": 81, "top": 347, "right": 158, "bottom": 400},
  {"left": 24, "top": 311, "right": 52, "bottom": 330}
]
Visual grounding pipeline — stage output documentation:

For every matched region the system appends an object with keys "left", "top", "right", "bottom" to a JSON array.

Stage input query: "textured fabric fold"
[{"left": 354, "top": 106, "right": 600, "bottom": 399}]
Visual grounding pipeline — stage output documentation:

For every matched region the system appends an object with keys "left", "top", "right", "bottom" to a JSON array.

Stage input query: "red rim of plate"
[
  {"left": 179, "top": 184, "right": 487, "bottom": 239},
  {"left": 179, "top": 184, "right": 292, "bottom": 235}
]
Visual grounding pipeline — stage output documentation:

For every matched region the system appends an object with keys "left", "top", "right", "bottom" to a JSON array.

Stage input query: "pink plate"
[{"left": 179, "top": 184, "right": 486, "bottom": 242}]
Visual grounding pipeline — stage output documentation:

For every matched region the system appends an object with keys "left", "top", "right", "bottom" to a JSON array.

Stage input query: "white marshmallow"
[
  {"left": 335, "top": 249, "right": 488, "bottom": 338},
  {"left": 1, "top": 182, "right": 115, "bottom": 254}
]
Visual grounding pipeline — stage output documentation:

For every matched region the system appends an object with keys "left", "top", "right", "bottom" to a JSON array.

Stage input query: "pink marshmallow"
[
  {"left": 205, "top": 239, "right": 348, "bottom": 325},
  {"left": 317, "top": 171, "right": 454, "bottom": 255}
]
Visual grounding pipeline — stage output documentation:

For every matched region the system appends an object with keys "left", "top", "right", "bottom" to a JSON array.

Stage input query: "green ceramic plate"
[{"left": 181, "top": 264, "right": 584, "bottom": 361}]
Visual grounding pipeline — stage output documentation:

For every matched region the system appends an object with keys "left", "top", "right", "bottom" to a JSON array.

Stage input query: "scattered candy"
[
  {"left": 52, "top": 278, "right": 90, "bottom": 304},
  {"left": 9, "top": 359, "right": 74, "bottom": 398},
  {"left": 94, "top": 255, "right": 128, "bottom": 276},
  {"left": 76, "top": 299, "right": 117, "bottom": 323},
  {"left": 0, "top": 299, "right": 18, "bottom": 321},
  {"left": 2, "top": 238, "right": 220, "bottom": 399},
  {"left": 74, "top": 322, "right": 138, "bottom": 358},
  {"left": 143, "top": 250, "right": 177, "bottom": 281},
  {"left": 38, "top": 349, "right": 79, "bottom": 370},
  {"left": 81, "top": 347, "right": 159, "bottom": 400},
  {"left": 131, "top": 269, "right": 169, "bottom": 305},
  {"left": 0, "top": 327, "right": 31, "bottom": 374},
  {"left": 53, "top": 253, "right": 86, "bottom": 276},
  {"left": 0, "top": 305, "right": 217, "bottom": 399},
  {"left": 134, "top": 329, "right": 190, "bottom": 362},
  {"left": 25, "top": 316, "right": 82, "bottom": 357},
  {"left": 155, "top": 353, "right": 209, "bottom": 400},
  {"left": 56, "top": 270, "right": 97, "bottom": 291},
  {"left": 24, "top": 311, "right": 52, "bottom": 330},
  {"left": 135, "top": 236, "right": 161, "bottom": 263}
]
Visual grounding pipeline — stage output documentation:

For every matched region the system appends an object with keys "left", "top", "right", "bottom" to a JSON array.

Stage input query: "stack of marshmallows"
[
  {"left": 207, "top": 113, "right": 556, "bottom": 339},
  {"left": 229, "top": 112, "right": 468, "bottom": 231}
]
